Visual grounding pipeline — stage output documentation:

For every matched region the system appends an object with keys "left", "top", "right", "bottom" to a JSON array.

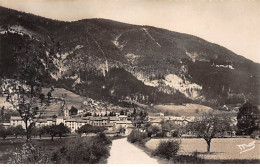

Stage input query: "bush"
[
  {"left": 171, "top": 130, "right": 179, "bottom": 137},
  {"left": 127, "top": 129, "right": 147, "bottom": 144},
  {"left": 94, "top": 132, "right": 112, "bottom": 145},
  {"left": 156, "top": 132, "right": 166, "bottom": 138},
  {"left": 77, "top": 124, "right": 105, "bottom": 134},
  {"left": 52, "top": 134, "right": 111, "bottom": 164},
  {"left": 0, "top": 125, "right": 11, "bottom": 139},
  {"left": 152, "top": 140, "right": 180, "bottom": 160},
  {"left": 147, "top": 125, "right": 160, "bottom": 137},
  {"left": 8, "top": 143, "right": 50, "bottom": 164},
  {"left": 250, "top": 130, "right": 260, "bottom": 139},
  {"left": 171, "top": 154, "right": 205, "bottom": 164}
]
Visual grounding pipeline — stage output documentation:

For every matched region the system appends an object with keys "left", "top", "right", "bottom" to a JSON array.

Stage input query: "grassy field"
[
  {"left": 153, "top": 103, "right": 237, "bottom": 117},
  {"left": 0, "top": 137, "right": 71, "bottom": 164},
  {"left": 145, "top": 138, "right": 260, "bottom": 160},
  {"left": 42, "top": 88, "right": 85, "bottom": 109}
]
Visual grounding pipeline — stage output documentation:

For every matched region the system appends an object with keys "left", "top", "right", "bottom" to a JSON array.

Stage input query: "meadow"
[
  {"left": 0, "top": 137, "right": 71, "bottom": 163},
  {"left": 145, "top": 138, "right": 260, "bottom": 160},
  {"left": 153, "top": 103, "right": 237, "bottom": 117}
]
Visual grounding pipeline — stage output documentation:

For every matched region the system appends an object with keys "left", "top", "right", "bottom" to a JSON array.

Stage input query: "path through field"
[{"left": 107, "top": 138, "right": 159, "bottom": 164}]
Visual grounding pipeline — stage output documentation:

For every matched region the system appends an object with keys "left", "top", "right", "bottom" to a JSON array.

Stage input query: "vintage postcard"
[{"left": 0, "top": 0, "right": 259, "bottom": 164}]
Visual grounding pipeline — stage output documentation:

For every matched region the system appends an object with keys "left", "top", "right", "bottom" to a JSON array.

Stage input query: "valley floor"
[{"left": 146, "top": 138, "right": 260, "bottom": 160}]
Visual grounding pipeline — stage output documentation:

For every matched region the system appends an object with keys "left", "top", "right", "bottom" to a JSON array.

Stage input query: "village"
[{"left": 1, "top": 87, "right": 238, "bottom": 138}]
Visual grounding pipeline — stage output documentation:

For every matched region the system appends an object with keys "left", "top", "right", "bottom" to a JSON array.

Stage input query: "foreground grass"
[
  {"left": 0, "top": 137, "right": 70, "bottom": 163},
  {"left": 133, "top": 137, "right": 260, "bottom": 164},
  {"left": 1, "top": 133, "right": 113, "bottom": 164}
]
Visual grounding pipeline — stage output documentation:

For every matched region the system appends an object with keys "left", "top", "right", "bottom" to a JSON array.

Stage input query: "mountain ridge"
[{"left": 0, "top": 6, "right": 259, "bottom": 107}]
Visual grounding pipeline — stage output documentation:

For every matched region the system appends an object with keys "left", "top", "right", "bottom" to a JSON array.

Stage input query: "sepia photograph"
[{"left": 0, "top": 0, "right": 259, "bottom": 164}]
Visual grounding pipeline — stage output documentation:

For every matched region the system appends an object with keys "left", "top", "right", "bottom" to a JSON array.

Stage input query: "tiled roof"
[
  {"left": 38, "top": 119, "right": 47, "bottom": 123},
  {"left": 116, "top": 121, "right": 132, "bottom": 124},
  {"left": 76, "top": 119, "right": 88, "bottom": 123},
  {"left": 104, "top": 130, "right": 117, "bottom": 134},
  {"left": 90, "top": 117, "right": 102, "bottom": 121},
  {"left": 104, "top": 123, "right": 114, "bottom": 127},
  {"left": 109, "top": 117, "right": 119, "bottom": 121},
  {"left": 10, "top": 116, "right": 22, "bottom": 120}
]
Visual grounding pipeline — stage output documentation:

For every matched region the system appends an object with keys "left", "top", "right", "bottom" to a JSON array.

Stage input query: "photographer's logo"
[{"left": 237, "top": 141, "right": 256, "bottom": 154}]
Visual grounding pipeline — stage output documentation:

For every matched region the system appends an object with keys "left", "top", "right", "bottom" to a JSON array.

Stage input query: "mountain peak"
[{"left": 1, "top": 6, "right": 259, "bottom": 106}]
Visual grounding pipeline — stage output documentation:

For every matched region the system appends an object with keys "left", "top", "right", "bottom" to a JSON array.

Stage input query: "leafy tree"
[
  {"left": 39, "top": 93, "right": 45, "bottom": 104},
  {"left": 84, "top": 112, "right": 92, "bottom": 116},
  {"left": 77, "top": 124, "right": 105, "bottom": 135},
  {"left": 160, "top": 119, "right": 185, "bottom": 138},
  {"left": 127, "top": 128, "right": 147, "bottom": 143},
  {"left": 147, "top": 125, "right": 160, "bottom": 137},
  {"left": 237, "top": 102, "right": 260, "bottom": 135},
  {"left": 1, "top": 45, "right": 53, "bottom": 142},
  {"left": 10, "top": 125, "right": 25, "bottom": 138},
  {"left": 3, "top": 81, "right": 52, "bottom": 141},
  {"left": 57, "top": 123, "right": 70, "bottom": 139},
  {"left": 44, "top": 125, "right": 58, "bottom": 141},
  {"left": 117, "top": 125, "right": 125, "bottom": 134},
  {"left": 120, "top": 110, "right": 124, "bottom": 115},
  {"left": 0, "top": 125, "right": 11, "bottom": 139},
  {"left": 190, "top": 113, "right": 231, "bottom": 153},
  {"left": 132, "top": 108, "right": 137, "bottom": 117},
  {"left": 0, "top": 106, "right": 4, "bottom": 123},
  {"left": 132, "top": 110, "right": 148, "bottom": 128},
  {"left": 77, "top": 124, "right": 93, "bottom": 135},
  {"left": 69, "top": 106, "right": 78, "bottom": 116},
  {"left": 38, "top": 127, "right": 46, "bottom": 139},
  {"left": 47, "top": 91, "right": 52, "bottom": 101}
]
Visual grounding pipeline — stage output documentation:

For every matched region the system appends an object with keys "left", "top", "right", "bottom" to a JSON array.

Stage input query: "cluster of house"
[
  {"left": 4, "top": 110, "right": 238, "bottom": 137},
  {"left": 147, "top": 112, "right": 237, "bottom": 137},
  {"left": 148, "top": 113, "right": 197, "bottom": 126},
  {"left": 8, "top": 114, "right": 134, "bottom": 135}
]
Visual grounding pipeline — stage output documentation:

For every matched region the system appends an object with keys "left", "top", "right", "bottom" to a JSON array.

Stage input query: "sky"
[{"left": 0, "top": 0, "right": 259, "bottom": 63}]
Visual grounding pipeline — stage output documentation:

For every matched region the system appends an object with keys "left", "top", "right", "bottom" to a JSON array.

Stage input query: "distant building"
[
  {"left": 10, "top": 116, "right": 26, "bottom": 129},
  {"left": 0, "top": 122, "right": 10, "bottom": 128},
  {"left": 8, "top": 111, "right": 135, "bottom": 134}
]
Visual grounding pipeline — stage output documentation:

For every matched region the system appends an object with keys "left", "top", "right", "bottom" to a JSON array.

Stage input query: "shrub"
[
  {"left": 152, "top": 140, "right": 180, "bottom": 160},
  {"left": 9, "top": 125, "right": 25, "bottom": 138},
  {"left": 171, "top": 130, "right": 179, "bottom": 137},
  {"left": 77, "top": 124, "right": 105, "bottom": 134},
  {"left": 250, "top": 130, "right": 260, "bottom": 139},
  {"left": 127, "top": 129, "right": 147, "bottom": 144},
  {"left": 156, "top": 132, "right": 166, "bottom": 137},
  {"left": 0, "top": 125, "right": 11, "bottom": 139},
  {"left": 147, "top": 125, "right": 160, "bottom": 137},
  {"left": 94, "top": 132, "right": 112, "bottom": 145},
  {"left": 8, "top": 143, "right": 50, "bottom": 164},
  {"left": 52, "top": 134, "right": 111, "bottom": 164},
  {"left": 171, "top": 153, "right": 205, "bottom": 164}
]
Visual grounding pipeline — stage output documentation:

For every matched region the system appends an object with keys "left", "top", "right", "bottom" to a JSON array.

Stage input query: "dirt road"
[{"left": 107, "top": 138, "right": 159, "bottom": 164}]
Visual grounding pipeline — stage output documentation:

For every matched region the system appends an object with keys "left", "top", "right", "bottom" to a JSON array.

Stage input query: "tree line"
[{"left": 0, "top": 123, "right": 70, "bottom": 141}]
